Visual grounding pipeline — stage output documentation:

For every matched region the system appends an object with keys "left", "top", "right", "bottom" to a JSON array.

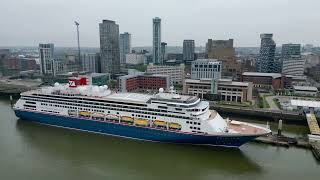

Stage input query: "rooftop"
[
  {"left": 242, "top": 72, "right": 282, "bottom": 79},
  {"left": 193, "top": 59, "right": 221, "bottom": 64},
  {"left": 185, "top": 78, "right": 212, "bottom": 84},
  {"left": 119, "top": 73, "right": 170, "bottom": 80},
  {"left": 91, "top": 73, "right": 109, "bottom": 77},
  {"left": 291, "top": 99, "right": 320, "bottom": 108},
  {"left": 293, "top": 86, "right": 318, "bottom": 91},
  {"left": 218, "top": 81, "right": 250, "bottom": 87}
]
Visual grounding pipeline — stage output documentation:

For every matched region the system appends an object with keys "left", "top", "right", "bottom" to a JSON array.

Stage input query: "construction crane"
[{"left": 74, "top": 21, "right": 81, "bottom": 70}]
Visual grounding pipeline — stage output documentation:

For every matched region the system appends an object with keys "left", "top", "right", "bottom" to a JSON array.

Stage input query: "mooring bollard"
[
  {"left": 9, "top": 95, "right": 13, "bottom": 108},
  {"left": 278, "top": 119, "right": 283, "bottom": 136}
]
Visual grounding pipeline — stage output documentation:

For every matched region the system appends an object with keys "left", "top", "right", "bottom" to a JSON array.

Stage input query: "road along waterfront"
[{"left": 0, "top": 97, "right": 319, "bottom": 180}]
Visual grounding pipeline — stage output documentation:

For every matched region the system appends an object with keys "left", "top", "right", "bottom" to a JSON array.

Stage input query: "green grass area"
[
  {"left": 218, "top": 101, "right": 251, "bottom": 107},
  {"left": 259, "top": 94, "right": 270, "bottom": 108}
]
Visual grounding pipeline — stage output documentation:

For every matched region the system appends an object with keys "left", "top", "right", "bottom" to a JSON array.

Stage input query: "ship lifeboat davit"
[
  {"left": 134, "top": 119, "right": 149, "bottom": 126},
  {"left": 154, "top": 120, "right": 167, "bottom": 126}
]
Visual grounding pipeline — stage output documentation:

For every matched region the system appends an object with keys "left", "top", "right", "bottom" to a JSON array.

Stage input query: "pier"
[
  {"left": 306, "top": 113, "right": 320, "bottom": 135},
  {"left": 305, "top": 113, "right": 320, "bottom": 160},
  {"left": 252, "top": 113, "right": 320, "bottom": 161}
]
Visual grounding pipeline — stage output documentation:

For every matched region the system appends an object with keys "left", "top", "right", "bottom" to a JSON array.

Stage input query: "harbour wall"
[{"left": 211, "top": 105, "right": 308, "bottom": 125}]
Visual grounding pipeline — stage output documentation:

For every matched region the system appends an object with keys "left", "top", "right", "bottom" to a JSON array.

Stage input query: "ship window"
[
  {"left": 117, "top": 112, "right": 119, "bottom": 114},
  {"left": 158, "top": 106, "right": 167, "bottom": 109}
]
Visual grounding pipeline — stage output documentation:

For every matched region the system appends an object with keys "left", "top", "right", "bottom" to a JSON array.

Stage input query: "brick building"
[
  {"left": 1, "top": 58, "right": 37, "bottom": 76},
  {"left": 241, "top": 72, "right": 292, "bottom": 90},
  {"left": 206, "top": 39, "right": 240, "bottom": 77},
  {"left": 118, "top": 74, "right": 170, "bottom": 93}
]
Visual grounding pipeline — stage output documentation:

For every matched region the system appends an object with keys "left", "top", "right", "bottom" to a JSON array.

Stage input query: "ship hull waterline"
[{"left": 14, "top": 109, "right": 263, "bottom": 148}]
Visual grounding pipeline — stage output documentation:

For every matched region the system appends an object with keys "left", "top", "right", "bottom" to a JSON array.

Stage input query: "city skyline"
[{"left": 1, "top": 0, "right": 320, "bottom": 47}]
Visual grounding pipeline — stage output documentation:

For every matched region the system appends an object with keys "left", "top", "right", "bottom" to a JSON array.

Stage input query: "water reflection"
[{"left": 16, "top": 119, "right": 262, "bottom": 179}]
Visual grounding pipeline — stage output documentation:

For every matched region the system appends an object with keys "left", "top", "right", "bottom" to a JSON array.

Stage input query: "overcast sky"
[{"left": 1, "top": 0, "right": 319, "bottom": 47}]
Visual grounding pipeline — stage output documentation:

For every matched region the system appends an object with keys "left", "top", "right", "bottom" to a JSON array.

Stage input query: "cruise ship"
[{"left": 13, "top": 78, "right": 271, "bottom": 148}]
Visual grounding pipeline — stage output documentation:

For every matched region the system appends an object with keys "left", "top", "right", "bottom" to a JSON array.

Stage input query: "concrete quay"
[
  {"left": 0, "top": 79, "right": 40, "bottom": 96},
  {"left": 211, "top": 104, "right": 307, "bottom": 125}
]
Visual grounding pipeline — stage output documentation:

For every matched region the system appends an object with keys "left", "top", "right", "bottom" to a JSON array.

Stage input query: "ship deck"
[
  {"left": 228, "top": 122, "right": 270, "bottom": 135},
  {"left": 209, "top": 110, "right": 270, "bottom": 135}
]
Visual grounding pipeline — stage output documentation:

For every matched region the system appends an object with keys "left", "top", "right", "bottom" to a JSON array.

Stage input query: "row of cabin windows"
[
  {"left": 192, "top": 131, "right": 203, "bottom": 133},
  {"left": 25, "top": 101, "right": 36, "bottom": 104},
  {"left": 133, "top": 114, "right": 156, "bottom": 119},
  {"left": 32, "top": 94, "right": 196, "bottom": 108},
  {"left": 28, "top": 98, "right": 193, "bottom": 120},
  {"left": 35, "top": 94, "right": 148, "bottom": 107},
  {"left": 186, "top": 121, "right": 201, "bottom": 125},
  {"left": 190, "top": 126, "right": 201, "bottom": 130},
  {"left": 24, "top": 97, "right": 187, "bottom": 116},
  {"left": 23, "top": 104, "right": 36, "bottom": 108},
  {"left": 41, "top": 103, "right": 78, "bottom": 110},
  {"left": 187, "top": 107, "right": 207, "bottom": 112},
  {"left": 41, "top": 109, "right": 59, "bottom": 114}
]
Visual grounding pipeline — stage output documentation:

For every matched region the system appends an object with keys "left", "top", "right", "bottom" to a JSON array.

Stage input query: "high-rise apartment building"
[
  {"left": 152, "top": 17, "right": 161, "bottom": 64},
  {"left": 0, "top": 49, "right": 10, "bottom": 76},
  {"left": 81, "top": 53, "right": 99, "bottom": 73},
  {"left": 39, "top": 43, "right": 54, "bottom": 75},
  {"left": 160, "top": 42, "right": 167, "bottom": 63},
  {"left": 99, "top": 20, "right": 120, "bottom": 76},
  {"left": 257, "top": 34, "right": 276, "bottom": 73},
  {"left": 206, "top": 39, "right": 239, "bottom": 77},
  {"left": 119, "top": 32, "right": 131, "bottom": 65},
  {"left": 281, "top": 44, "right": 305, "bottom": 77},
  {"left": 282, "top": 43, "right": 301, "bottom": 58},
  {"left": 183, "top": 40, "right": 195, "bottom": 63}
]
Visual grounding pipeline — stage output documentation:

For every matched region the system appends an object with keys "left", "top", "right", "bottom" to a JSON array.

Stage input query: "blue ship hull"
[{"left": 14, "top": 109, "right": 259, "bottom": 148}]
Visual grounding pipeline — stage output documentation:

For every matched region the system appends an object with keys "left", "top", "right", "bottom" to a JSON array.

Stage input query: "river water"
[{"left": 0, "top": 98, "right": 319, "bottom": 180}]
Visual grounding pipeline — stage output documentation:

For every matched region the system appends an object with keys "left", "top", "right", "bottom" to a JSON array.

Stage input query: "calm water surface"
[{"left": 0, "top": 98, "right": 319, "bottom": 180}]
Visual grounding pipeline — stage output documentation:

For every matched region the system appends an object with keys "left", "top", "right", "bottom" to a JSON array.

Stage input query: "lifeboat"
[
  {"left": 79, "top": 111, "right": 91, "bottom": 116},
  {"left": 134, "top": 119, "right": 149, "bottom": 126},
  {"left": 92, "top": 113, "right": 105, "bottom": 118},
  {"left": 106, "top": 114, "right": 119, "bottom": 120},
  {"left": 92, "top": 113, "right": 105, "bottom": 121},
  {"left": 154, "top": 120, "right": 167, "bottom": 126},
  {"left": 121, "top": 116, "right": 134, "bottom": 122},
  {"left": 169, "top": 123, "right": 181, "bottom": 129}
]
